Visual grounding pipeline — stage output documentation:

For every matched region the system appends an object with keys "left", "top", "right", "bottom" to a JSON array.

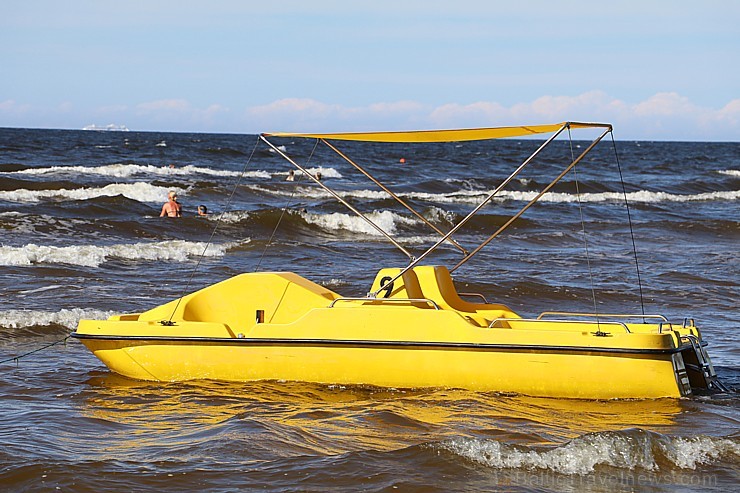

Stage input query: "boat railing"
[
  {"left": 658, "top": 322, "right": 675, "bottom": 333},
  {"left": 537, "top": 311, "right": 668, "bottom": 322},
  {"left": 489, "top": 317, "right": 631, "bottom": 333},
  {"left": 458, "top": 292, "right": 489, "bottom": 304},
  {"left": 328, "top": 297, "right": 441, "bottom": 310}
]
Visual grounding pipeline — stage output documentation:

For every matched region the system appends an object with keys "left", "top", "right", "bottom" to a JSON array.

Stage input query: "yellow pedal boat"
[
  {"left": 74, "top": 265, "right": 721, "bottom": 399},
  {"left": 72, "top": 122, "right": 726, "bottom": 399}
]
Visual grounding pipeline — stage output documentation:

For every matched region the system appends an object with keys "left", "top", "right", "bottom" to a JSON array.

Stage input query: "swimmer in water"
[{"left": 160, "top": 191, "right": 182, "bottom": 217}]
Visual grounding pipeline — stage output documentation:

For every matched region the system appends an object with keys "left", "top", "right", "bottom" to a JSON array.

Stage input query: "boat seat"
[
  {"left": 370, "top": 268, "right": 425, "bottom": 300},
  {"left": 139, "top": 272, "right": 341, "bottom": 330},
  {"left": 413, "top": 265, "right": 520, "bottom": 326}
]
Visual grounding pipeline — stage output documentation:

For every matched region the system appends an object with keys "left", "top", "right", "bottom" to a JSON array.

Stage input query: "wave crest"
[
  {"left": 439, "top": 429, "right": 740, "bottom": 475},
  {"left": 0, "top": 182, "right": 175, "bottom": 204},
  {"left": 6, "top": 163, "right": 269, "bottom": 179},
  {"left": 301, "top": 210, "right": 418, "bottom": 235},
  {"left": 718, "top": 169, "right": 740, "bottom": 177},
  {"left": 0, "top": 240, "right": 240, "bottom": 267},
  {"left": 0, "top": 308, "right": 116, "bottom": 330},
  {"left": 249, "top": 185, "right": 740, "bottom": 205}
]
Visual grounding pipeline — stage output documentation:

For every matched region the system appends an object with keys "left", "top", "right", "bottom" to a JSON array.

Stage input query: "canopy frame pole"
[
  {"left": 259, "top": 135, "right": 414, "bottom": 260},
  {"left": 450, "top": 126, "right": 612, "bottom": 272},
  {"left": 369, "top": 123, "right": 570, "bottom": 297},
  {"left": 320, "top": 138, "right": 469, "bottom": 256}
]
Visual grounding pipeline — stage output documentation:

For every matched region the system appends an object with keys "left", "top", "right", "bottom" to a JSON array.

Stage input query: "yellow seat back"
[
  {"left": 370, "top": 268, "right": 424, "bottom": 299},
  {"left": 413, "top": 266, "right": 520, "bottom": 325},
  {"left": 139, "top": 272, "right": 341, "bottom": 330}
]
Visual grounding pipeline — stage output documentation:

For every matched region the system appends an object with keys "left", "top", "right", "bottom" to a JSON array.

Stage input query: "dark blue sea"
[{"left": 0, "top": 127, "right": 738, "bottom": 492}]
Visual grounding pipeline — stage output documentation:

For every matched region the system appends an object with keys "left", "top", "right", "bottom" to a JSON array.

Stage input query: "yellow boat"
[{"left": 73, "top": 122, "right": 726, "bottom": 399}]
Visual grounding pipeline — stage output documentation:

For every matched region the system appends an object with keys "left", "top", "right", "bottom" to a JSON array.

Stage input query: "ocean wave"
[
  {"left": 0, "top": 308, "right": 115, "bottom": 330},
  {"left": 0, "top": 240, "right": 241, "bottom": 267},
  {"left": 0, "top": 182, "right": 178, "bottom": 204},
  {"left": 5, "top": 163, "right": 269, "bottom": 179},
  {"left": 495, "top": 189, "right": 740, "bottom": 204},
  {"left": 718, "top": 169, "right": 740, "bottom": 177},
  {"left": 211, "top": 210, "right": 252, "bottom": 224},
  {"left": 439, "top": 429, "right": 740, "bottom": 475},
  {"left": 301, "top": 210, "right": 418, "bottom": 235},
  {"left": 253, "top": 185, "right": 740, "bottom": 205},
  {"left": 302, "top": 166, "right": 343, "bottom": 179},
  {"left": 209, "top": 209, "right": 445, "bottom": 244},
  {"left": 272, "top": 166, "right": 344, "bottom": 180}
]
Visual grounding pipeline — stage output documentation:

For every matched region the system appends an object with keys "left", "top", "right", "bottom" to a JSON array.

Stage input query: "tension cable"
[
  {"left": 166, "top": 136, "right": 263, "bottom": 323},
  {"left": 610, "top": 132, "right": 646, "bottom": 316},
  {"left": 567, "top": 127, "right": 600, "bottom": 326},
  {"left": 0, "top": 335, "right": 71, "bottom": 366},
  {"left": 255, "top": 138, "right": 320, "bottom": 272}
]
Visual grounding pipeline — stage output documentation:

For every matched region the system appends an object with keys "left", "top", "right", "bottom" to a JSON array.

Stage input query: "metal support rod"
[
  {"left": 369, "top": 123, "right": 571, "bottom": 297},
  {"left": 489, "top": 317, "right": 631, "bottom": 333},
  {"left": 259, "top": 135, "right": 414, "bottom": 259},
  {"left": 321, "top": 139, "right": 469, "bottom": 256},
  {"left": 328, "top": 297, "right": 440, "bottom": 310},
  {"left": 537, "top": 311, "right": 668, "bottom": 321},
  {"left": 451, "top": 126, "right": 611, "bottom": 272}
]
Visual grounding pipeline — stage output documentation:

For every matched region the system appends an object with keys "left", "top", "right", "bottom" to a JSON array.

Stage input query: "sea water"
[{"left": 0, "top": 128, "right": 738, "bottom": 491}]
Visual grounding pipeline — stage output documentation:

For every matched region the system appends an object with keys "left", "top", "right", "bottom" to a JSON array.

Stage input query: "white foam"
[
  {"left": 322, "top": 278, "right": 348, "bottom": 289},
  {"left": 440, "top": 431, "right": 740, "bottom": 475},
  {"left": 661, "top": 435, "right": 740, "bottom": 470},
  {"left": 210, "top": 210, "right": 251, "bottom": 224},
  {"left": 423, "top": 206, "right": 456, "bottom": 225},
  {"left": 0, "top": 182, "right": 177, "bottom": 204},
  {"left": 7, "top": 163, "right": 269, "bottom": 179},
  {"left": 301, "top": 210, "right": 418, "bottom": 235},
  {"left": 0, "top": 308, "right": 116, "bottom": 330},
  {"left": 303, "top": 166, "right": 342, "bottom": 179},
  {"left": 718, "top": 169, "right": 740, "bottom": 177},
  {"left": 441, "top": 433, "right": 655, "bottom": 475},
  {"left": 252, "top": 185, "right": 740, "bottom": 205},
  {"left": 407, "top": 189, "right": 740, "bottom": 205},
  {"left": 529, "top": 189, "right": 740, "bottom": 204},
  {"left": 249, "top": 185, "right": 386, "bottom": 201},
  {"left": 0, "top": 240, "right": 240, "bottom": 267}
]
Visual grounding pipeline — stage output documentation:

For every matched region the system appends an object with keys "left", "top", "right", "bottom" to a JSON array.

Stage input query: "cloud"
[
  {"left": 2, "top": 93, "right": 738, "bottom": 140},
  {"left": 0, "top": 99, "right": 31, "bottom": 115},
  {"left": 129, "top": 99, "right": 229, "bottom": 129},
  {"left": 244, "top": 92, "right": 739, "bottom": 140},
  {"left": 136, "top": 99, "right": 192, "bottom": 113},
  {"left": 246, "top": 98, "right": 427, "bottom": 132},
  {"left": 716, "top": 99, "right": 740, "bottom": 127}
]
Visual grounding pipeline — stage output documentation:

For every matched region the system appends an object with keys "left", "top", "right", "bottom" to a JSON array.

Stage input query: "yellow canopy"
[{"left": 263, "top": 122, "right": 610, "bottom": 143}]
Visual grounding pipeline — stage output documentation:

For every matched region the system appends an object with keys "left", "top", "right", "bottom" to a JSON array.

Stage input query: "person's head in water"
[
  {"left": 161, "top": 190, "right": 182, "bottom": 217},
  {"left": 197, "top": 205, "right": 208, "bottom": 216}
]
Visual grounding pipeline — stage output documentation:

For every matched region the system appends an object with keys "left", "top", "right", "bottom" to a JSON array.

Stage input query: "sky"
[{"left": 1, "top": 1, "right": 739, "bottom": 140}]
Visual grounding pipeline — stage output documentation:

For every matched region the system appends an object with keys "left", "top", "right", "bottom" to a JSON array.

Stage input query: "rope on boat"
[
  {"left": 165, "top": 136, "right": 263, "bottom": 324},
  {"left": 0, "top": 335, "right": 70, "bottom": 365},
  {"left": 567, "top": 126, "right": 601, "bottom": 328},
  {"left": 254, "top": 138, "right": 320, "bottom": 272},
  {"left": 610, "top": 132, "right": 646, "bottom": 317}
]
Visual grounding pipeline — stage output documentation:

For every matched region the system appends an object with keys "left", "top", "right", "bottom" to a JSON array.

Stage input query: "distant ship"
[{"left": 82, "top": 124, "right": 130, "bottom": 132}]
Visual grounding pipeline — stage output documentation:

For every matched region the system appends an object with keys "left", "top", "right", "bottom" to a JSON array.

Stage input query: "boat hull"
[
  {"left": 72, "top": 269, "right": 706, "bottom": 399},
  {"left": 73, "top": 332, "right": 691, "bottom": 399}
]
